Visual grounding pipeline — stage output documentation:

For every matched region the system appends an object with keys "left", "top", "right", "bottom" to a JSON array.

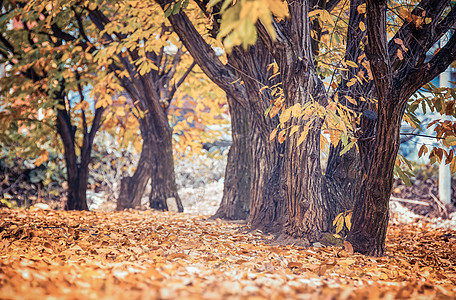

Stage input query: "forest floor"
[{"left": 1, "top": 207, "right": 455, "bottom": 299}]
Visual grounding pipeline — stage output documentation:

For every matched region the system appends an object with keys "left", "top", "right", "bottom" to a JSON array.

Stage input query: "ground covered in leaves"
[{"left": 0, "top": 208, "right": 455, "bottom": 299}]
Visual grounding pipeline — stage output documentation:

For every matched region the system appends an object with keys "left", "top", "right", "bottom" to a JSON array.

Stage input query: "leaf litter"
[{"left": 0, "top": 207, "right": 455, "bottom": 299}]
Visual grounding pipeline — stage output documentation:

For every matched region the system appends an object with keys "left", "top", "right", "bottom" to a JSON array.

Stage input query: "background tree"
[{"left": 0, "top": 1, "right": 107, "bottom": 210}]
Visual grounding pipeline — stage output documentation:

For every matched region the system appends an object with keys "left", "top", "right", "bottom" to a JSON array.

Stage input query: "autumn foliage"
[{"left": 0, "top": 207, "right": 455, "bottom": 299}]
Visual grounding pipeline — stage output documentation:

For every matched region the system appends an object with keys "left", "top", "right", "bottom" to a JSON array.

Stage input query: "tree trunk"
[
  {"left": 248, "top": 125, "right": 286, "bottom": 233},
  {"left": 147, "top": 114, "right": 183, "bottom": 212},
  {"left": 56, "top": 108, "right": 89, "bottom": 211},
  {"left": 347, "top": 101, "right": 404, "bottom": 256},
  {"left": 272, "top": 1, "right": 336, "bottom": 244},
  {"left": 212, "top": 96, "right": 251, "bottom": 220},
  {"left": 117, "top": 119, "right": 152, "bottom": 210},
  {"left": 227, "top": 45, "right": 287, "bottom": 233}
]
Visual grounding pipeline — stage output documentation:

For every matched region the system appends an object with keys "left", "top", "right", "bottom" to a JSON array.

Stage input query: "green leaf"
[
  {"left": 172, "top": 1, "right": 182, "bottom": 15},
  {"left": 396, "top": 166, "right": 412, "bottom": 187},
  {"left": 164, "top": 4, "right": 173, "bottom": 17},
  {"left": 339, "top": 140, "right": 356, "bottom": 156}
]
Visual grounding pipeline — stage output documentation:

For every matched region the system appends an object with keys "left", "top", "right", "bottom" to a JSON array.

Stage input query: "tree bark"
[
  {"left": 227, "top": 45, "right": 287, "bottom": 233},
  {"left": 212, "top": 96, "right": 251, "bottom": 220},
  {"left": 117, "top": 119, "right": 152, "bottom": 210},
  {"left": 57, "top": 108, "right": 89, "bottom": 211},
  {"left": 147, "top": 113, "right": 184, "bottom": 212}
]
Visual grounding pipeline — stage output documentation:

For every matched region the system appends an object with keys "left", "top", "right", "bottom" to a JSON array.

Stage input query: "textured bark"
[
  {"left": 248, "top": 123, "right": 286, "bottom": 233},
  {"left": 255, "top": 0, "right": 333, "bottom": 244},
  {"left": 228, "top": 45, "right": 286, "bottom": 233},
  {"left": 148, "top": 116, "right": 183, "bottom": 212},
  {"left": 89, "top": 10, "right": 187, "bottom": 214},
  {"left": 323, "top": 0, "right": 367, "bottom": 214},
  {"left": 158, "top": 5, "right": 285, "bottom": 232},
  {"left": 57, "top": 101, "right": 103, "bottom": 211},
  {"left": 212, "top": 96, "right": 251, "bottom": 220},
  {"left": 346, "top": 0, "right": 456, "bottom": 256},
  {"left": 117, "top": 120, "right": 152, "bottom": 210}
]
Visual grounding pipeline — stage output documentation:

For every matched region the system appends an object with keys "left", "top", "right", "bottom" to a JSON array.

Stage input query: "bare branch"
[
  {"left": 401, "top": 32, "right": 456, "bottom": 100},
  {"left": 168, "top": 60, "right": 196, "bottom": 103}
]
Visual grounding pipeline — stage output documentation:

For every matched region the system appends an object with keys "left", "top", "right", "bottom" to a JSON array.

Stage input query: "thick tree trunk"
[
  {"left": 148, "top": 114, "right": 183, "bottom": 212},
  {"left": 272, "top": 1, "right": 336, "bottom": 244},
  {"left": 212, "top": 96, "right": 251, "bottom": 220},
  {"left": 227, "top": 45, "right": 286, "bottom": 233},
  {"left": 248, "top": 125, "right": 286, "bottom": 233},
  {"left": 117, "top": 120, "right": 152, "bottom": 210}
]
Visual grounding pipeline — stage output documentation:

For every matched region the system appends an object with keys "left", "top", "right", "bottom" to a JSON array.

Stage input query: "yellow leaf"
[
  {"left": 278, "top": 129, "right": 286, "bottom": 143},
  {"left": 359, "top": 21, "right": 366, "bottom": 31},
  {"left": 345, "top": 213, "right": 352, "bottom": 231},
  {"left": 333, "top": 212, "right": 343, "bottom": 226},
  {"left": 335, "top": 214, "right": 344, "bottom": 234},
  {"left": 297, "top": 126, "right": 309, "bottom": 146},
  {"left": 279, "top": 107, "right": 292, "bottom": 123},
  {"left": 345, "top": 95, "right": 357, "bottom": 105},
  {"left": 289, "top": 125, "right": 300, "bottom": 136},
  {"left": 444, "top": 136, "right": 456, "bottom": 147},
  {"left": 347, "top": 78, "right": 357, "bottom": 87},
  {"left": 265, "top": 0, "right": 289, "bottom": 19},
  {"left": 270, "top": 104, "right": 282, "bottom": 118},
  {"left": 397, "top": 49, "right": 403, "bottom": 60},
  {"left": 357, "top": 3, "right": 366, "bottom": 14},
  {"left": 345, "top": 60, "right": 358, "bottom": 68},
  {"left": 269, "top": 128, "right": 278, "bottom": 141},
  {"left": 291, "top": 103, "right": 301, "bottom": 117},
  {"left": 34, "top": 150, "right": 49, "bottom": 167},
  {"left": 259, "top": 85, "right": 269, "bottom": 93}
]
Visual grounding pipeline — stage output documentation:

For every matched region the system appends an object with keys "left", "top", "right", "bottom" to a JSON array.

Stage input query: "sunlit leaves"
[{"left": 211, "top": 0, "right": 288, "bottom": 51}]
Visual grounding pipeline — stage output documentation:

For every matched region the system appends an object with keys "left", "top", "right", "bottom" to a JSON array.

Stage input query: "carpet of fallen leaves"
[{"left": 0, "top": 208, "right": 455, "bottom": 299}]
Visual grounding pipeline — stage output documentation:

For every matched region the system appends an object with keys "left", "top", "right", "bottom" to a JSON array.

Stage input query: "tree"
[
  {"left": 159, "top": 0, "right": 456, "bottom": 255},
  {"left": 0, "top": 1, "right": 106, "bottom": 210},
  {"left": 85, "top": 2, "right": 232, "bottom": 212},
  {"left": 157, "top": 1, "right": 288, "bottom": 230},
  {"left": 211, "top": 95, "right": 251, "bottom": 220}
]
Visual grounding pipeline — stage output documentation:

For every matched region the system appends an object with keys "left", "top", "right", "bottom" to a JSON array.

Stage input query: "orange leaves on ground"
[{"left": 0, "top": 208, "right": 455, "bottom": 299}]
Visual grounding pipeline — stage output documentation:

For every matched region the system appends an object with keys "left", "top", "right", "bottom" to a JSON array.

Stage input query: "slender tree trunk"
[
  {"left": 212, "top": 96, "right": 251, "bottom": 220},
  {"left": 117, "top": 119, "right": 152, "bottom": 210},
  {"left": 347, "top": 101, "right": 404, "bottom": 256},
  {"left": 57, "top": 108, "right": 89, "bottom": 211},
  {"left": 147, "top": 113, "right": 183, "bottom": 212}
]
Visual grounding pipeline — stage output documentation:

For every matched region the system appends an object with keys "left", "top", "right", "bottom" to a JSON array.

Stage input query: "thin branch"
[
  {"left": 400, "top": 132, "right": 444, "bottom": 139},
  {"left": 73, "top": 7, "right": 90, "bottom": 42},
  {"left": 168, "top": 60, "right": 196, "bottom": 102},
  {"left": 75, "top": 70, "right": 88, "bottom": 137},
  {"left": 402, "top": 31, "right": 456, "bottom": 99}
]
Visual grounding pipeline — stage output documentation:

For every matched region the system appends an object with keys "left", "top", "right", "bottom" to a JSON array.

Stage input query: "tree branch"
[
  {"left": 401, "top": 32, "right": 456, "bottom": 100},
  {"left": 155, "top": 0, "right": 249, "bottom": 109},
  {"left": 168, "top": 60, "right": 196, "bottom": 103},
  {"left": 388, "top": 0, "right": 451, "bottom": 71},
  {"left": 366, "top": 0, "right": 392, "bottom": 103}
]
